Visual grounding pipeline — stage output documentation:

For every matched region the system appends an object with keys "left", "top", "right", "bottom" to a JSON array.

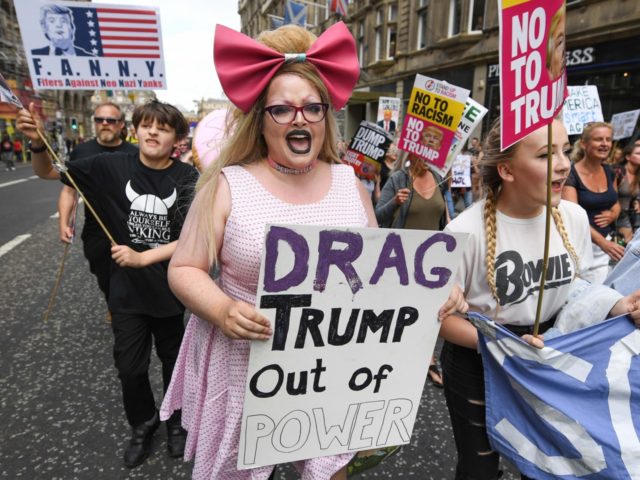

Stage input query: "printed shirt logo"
[
  {"left": 125, "top": 180, "right": 176, "bottom": 248},
  {"left": 495, "top": 251, "right": 573, "bottom": 306}
]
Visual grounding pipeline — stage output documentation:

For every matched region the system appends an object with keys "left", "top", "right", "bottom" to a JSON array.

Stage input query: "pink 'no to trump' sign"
[{"left": 499, "top": 0, "right": 568, "bottom": 150}]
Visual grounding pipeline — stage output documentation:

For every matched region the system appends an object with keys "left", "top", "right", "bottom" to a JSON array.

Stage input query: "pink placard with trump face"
[{"left": 499, "top": 0, "right": 568, "bottom": 150}]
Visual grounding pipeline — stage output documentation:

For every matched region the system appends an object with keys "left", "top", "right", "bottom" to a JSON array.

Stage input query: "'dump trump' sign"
[{"left": 238, "top": 225, "right": 467, "bottom": 469}]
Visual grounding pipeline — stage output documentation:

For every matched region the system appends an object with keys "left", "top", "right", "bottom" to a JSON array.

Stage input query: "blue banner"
[{"left": 472, "top": 312, "right": 640, "bottom": 479}]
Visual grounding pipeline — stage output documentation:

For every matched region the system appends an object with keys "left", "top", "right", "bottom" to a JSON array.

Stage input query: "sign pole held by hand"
[
  {"left": 2, "top": 70, "right": 116, "bottom": 245},
  {"left": 35, "top": 130, "right": 117, "bottom": 246},
  {"left": 533, "top": 123, "right": 554, "bottom": 336}
]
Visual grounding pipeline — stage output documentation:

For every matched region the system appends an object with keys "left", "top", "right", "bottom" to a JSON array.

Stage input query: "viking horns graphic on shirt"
[{"left": 125, "top": 180, "right": 176, "bottom": 215}]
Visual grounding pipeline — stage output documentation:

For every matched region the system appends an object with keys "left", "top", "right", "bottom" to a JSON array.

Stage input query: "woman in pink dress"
[{"left": 161, "top": 23, "right": 466, "bottom": 479}]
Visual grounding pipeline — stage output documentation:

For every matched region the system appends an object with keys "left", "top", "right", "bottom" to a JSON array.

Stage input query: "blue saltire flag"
[
  {"left": 470, "top": 312, "right": 640, "bottom": 480},
  {"left": 284, "top": 0, "right": 307, "bottom": 26},
  {"left": 270, "top": 16, "right": 284, "bottom": 30}
]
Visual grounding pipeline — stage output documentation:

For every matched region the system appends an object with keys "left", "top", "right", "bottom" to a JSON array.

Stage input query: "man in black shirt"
[
  {"left": 17, "top": 100, "right": 199, "bottom": 469},
  {"left": 58, "top": 102, "right": 138, "bottom": 306}
]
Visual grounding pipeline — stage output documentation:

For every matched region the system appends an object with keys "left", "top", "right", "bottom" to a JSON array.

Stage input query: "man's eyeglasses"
[
  {"left": 94, "top": 116, "right": 120, "bottom": 125},
  {"left": 264, "top": 103, "right": 329, "bottom": 125}
]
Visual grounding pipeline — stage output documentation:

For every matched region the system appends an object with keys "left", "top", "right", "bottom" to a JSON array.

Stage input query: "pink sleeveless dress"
[{"left": 161, "top": 164, "right": 369, "bottom": 479}]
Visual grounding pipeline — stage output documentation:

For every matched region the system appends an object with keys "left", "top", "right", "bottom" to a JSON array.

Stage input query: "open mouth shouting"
[
  {"left": 551, "top": 177, "right": 566, "bottom": 192},
  {"left": 286, "top": 130, "right": 312, "bottom": 154}
]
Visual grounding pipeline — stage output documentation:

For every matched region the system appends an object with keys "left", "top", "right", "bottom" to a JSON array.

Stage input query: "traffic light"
[{"left": 70, "top": 117, "right": 78, "bottom": 131}]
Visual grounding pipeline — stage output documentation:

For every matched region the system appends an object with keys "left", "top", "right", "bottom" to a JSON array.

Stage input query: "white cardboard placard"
[{"left": 238, "top": 224, "right": 467, "bottom": 469}]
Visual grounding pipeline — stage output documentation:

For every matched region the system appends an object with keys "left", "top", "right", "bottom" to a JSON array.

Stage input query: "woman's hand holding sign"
[
  {"left": 219, "top": 298, "right": 273, "bottom": 341},
  {"left": 438, "top": 283, "right": 468, "bottom": 321},
  {"left": 394, "top": 187, "right": 410, "bottom": 205}
]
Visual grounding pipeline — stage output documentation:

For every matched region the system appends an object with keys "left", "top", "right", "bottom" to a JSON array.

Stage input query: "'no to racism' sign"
[
  {"left": 238, "top": 225, "right": 467, "bottom": 469},
  {"left": 399, "top": 75, "right": 469, "bottom": 175}
]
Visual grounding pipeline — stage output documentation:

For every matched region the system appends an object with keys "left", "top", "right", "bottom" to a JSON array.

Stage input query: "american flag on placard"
[
  {"left": 330, "top": 0, "right": 348, "bottom": 16},
  {"left": 74, "top": 6, "right": 161, "bottom": 59}
]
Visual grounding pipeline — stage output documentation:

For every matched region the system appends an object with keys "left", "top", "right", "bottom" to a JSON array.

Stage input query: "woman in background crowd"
[
  {"left": 375, "top": 152, "right": 448, "bottom": 387},
  {"left": 615, "top": 142, "right": 640, "bottom": 242},
  {"left": 562, "top": 121, "right": 624, "bottom": 282}
]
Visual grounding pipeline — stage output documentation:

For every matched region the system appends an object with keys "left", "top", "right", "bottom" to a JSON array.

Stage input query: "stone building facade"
[{"left": 238, "top": 0, "right": 640, "bottom": 141}]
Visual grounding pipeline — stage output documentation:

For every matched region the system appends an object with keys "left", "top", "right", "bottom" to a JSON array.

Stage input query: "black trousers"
[
  {"left": 442, "top": 341, "right": 501, "bottom": 480},
  {"left": 111, "top": 312, "right": 184, "bottom": 426},
  {"left": 82, "top": 234, "right": 111, "bottom": 301}
]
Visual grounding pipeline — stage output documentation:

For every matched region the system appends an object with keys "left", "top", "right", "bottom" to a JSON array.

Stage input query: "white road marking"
[
  {"left": 0, "top": 178, "right": 28, "bottom": 189},
  {"left": 0, "top": 234, "right": 31, "bottom": 259},
  {"left": 0, "top": 175, "right": 39, "bottom": 189}
]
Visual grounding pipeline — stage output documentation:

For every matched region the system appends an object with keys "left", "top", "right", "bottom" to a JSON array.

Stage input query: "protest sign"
[
  {"left": 443, "top": 98, "right": 488, "bottom": 177},
  {"left": 0, "top": 72, "right": 24, "bottom": 109},
  {"left": 611, "top": 109, "right": 640, "bottom": 141},
  {"left": 472, "top": 312, "right": 640, "bottom": 480},
  {"left": 398, "top": 75, "right": 469, "bottom": 172},
  {"left": 238, "top": 224, "right": 468, "bottom": 469},
  {"left": 344, "top": 121, "right": 393, "bottom": 180},
  {"left": 562, "top": 85, "right": 603, "bottom": 135},
  {"left": 499, "top": 0, "right": 568, "bottom": 150},
  {"left": 376, "top": 97, "right": 402, "bottom": 136},
  {"left": 14, "top": 0, "right": 166, "bottom": 91},
  {"left": 451, "top": 154, "right": 472, "bottom": 188}
]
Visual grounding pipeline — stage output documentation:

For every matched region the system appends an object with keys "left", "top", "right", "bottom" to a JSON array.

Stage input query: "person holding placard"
[
  {"left": 375, "top": 152, "right": 449, "bottom": 388},
  {"left": 562, "top": 122, "right": 624, "bottom": 282},
  {"left": 159, "top": 23, "right": 468, "bottom": 480},
  {"left": 439, "top": 118, "right": 640, "bottom": 480}
]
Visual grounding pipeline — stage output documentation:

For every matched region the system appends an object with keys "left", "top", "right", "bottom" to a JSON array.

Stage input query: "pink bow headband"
[{"left": 213, "top": 22, "right": 360, "bottom": 113}]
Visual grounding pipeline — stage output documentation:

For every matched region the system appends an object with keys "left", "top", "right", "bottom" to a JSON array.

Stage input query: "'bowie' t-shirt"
[
  {"left": 61, "top": 152, "right": 198, "bottom": 317},
  {"left": 445, "top": 199, "right": 594, "bottom": 327}
]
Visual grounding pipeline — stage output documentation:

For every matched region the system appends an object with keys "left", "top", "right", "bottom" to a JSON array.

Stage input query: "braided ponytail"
[
  {"left": 483, "top": 190, "right": 500, "bottom": 305},
  {"left": 551, "top": 207, "right": 580, "bottom": 276}
]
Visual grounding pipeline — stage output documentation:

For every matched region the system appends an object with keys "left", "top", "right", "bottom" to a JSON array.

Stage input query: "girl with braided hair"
[{"left": 438, "top": 118, "right": 640, "bottom": 480}]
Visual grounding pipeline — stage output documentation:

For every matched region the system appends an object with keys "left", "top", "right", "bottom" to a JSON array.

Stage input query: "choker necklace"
[{"left": 267, "top": 156, "right": 316, "bottom": 175}]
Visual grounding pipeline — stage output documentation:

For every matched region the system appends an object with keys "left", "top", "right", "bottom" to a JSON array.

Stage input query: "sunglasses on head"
[{"left": 94, "top": 116, "right": 120, "bottom": 124}]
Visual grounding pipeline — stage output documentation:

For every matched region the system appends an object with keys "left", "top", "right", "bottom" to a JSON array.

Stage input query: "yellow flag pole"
[
  {"left": 35, "top": 130, "right": 117, "bottom": 246},
  {"left": 533, "top": 123, "right": 554, "bottom": 336}
]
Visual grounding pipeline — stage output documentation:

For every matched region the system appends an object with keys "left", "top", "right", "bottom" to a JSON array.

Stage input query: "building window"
[
  {"left": 416, "top": 0, "right": 428, "bottom": 50},
  {"left": 387, "top": 26, "right": 397, "bottom": 58},
  {"left": 469, "top": 0, "right": 485, "bottom": 32},
  {"left": 387, "top": 3, "right": 397, "bottom": 58},
  {"left": 388, "top": 3, "right": 397, "bottom": 22},
  {"left": 375, "top": 7, "right": 383, "bottom": 61},
  {"left": 416, "top": 0, "right": 428, "bottom": 49},
  {"left": 448, "top": 0, "right": 462, "bottom": 36},
  {"left": 357, "top": 21, "right": 365, "bottom": 67}
]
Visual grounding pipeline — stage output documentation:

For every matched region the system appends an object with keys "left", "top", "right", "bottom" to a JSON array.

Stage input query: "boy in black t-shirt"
[{"left": 16, "top": 100, "right": 199, "bottom": 469}]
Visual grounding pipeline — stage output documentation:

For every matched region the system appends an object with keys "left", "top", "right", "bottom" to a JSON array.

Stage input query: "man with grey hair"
[
  {"left": 58, "top": 103, "right": 137, "bottom": 308},
  {"left": 31, "top": 5, "right": 94, "bottom": 56}
]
